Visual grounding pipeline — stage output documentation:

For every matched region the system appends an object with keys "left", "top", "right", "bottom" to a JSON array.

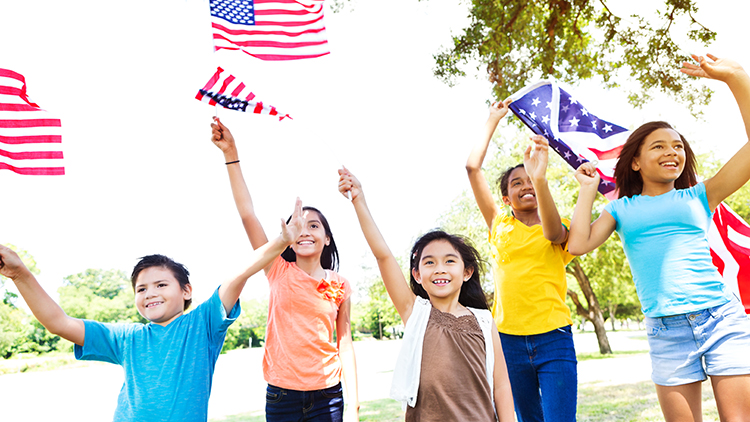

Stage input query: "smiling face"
[
  {"left": 291, "top": 210, "right": 330, "bottom": 259},
  {"left": 134, "top": 266, "right": 192, "bottom": 326},
  {"left": 502, "top": 166, "right": 537, "bottom": 211},
  {"left": 631, "top": 128, "right": 686, "bottom": 188},
  {"left": 411, "top": 240, "right": 473, "bottom": 303}
]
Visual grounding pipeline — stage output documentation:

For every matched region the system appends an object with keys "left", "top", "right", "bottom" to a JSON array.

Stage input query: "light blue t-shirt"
[
  {"left": 75, "top": 288, "right": 240, "bottom": 422},
  {"left": 604, "top": 182, "right": 731, "bottom": 317}
]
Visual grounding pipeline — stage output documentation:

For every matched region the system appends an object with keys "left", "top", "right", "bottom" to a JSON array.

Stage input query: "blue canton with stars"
[
  {"left": 509, "top": 83, "right": 628, "bottom": 195},
  {"left": 210, "top": 0, "right": 256, "bottom": 26}
]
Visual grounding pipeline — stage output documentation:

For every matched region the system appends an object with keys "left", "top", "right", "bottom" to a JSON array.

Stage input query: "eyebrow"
[
  {"left": 135, "top": 279, "right": 170, "bottom": 289},
  {"left": 421, "top": 253, "right": 460, "bottom": 261}
]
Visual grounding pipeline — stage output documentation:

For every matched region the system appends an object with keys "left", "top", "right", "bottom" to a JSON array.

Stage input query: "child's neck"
[
  {"left": 429, "top": 296, "right": 469, "bottom": 316},
  {"left": 640, "top": 179, "right": 676, "bottom": 197},
  {"left": 512, "top": 207, "right": 541, "bottom": 227},
  {"left": 295, "top": 255, "right": 326, "bottom": 280}
]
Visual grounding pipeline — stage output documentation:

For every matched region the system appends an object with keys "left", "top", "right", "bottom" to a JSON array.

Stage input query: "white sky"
[{"left": 2, "top": 0, "right": 749, "bottom": 306}]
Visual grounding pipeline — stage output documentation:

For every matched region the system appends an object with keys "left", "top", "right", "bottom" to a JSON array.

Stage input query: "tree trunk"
[{"left": 566, "top": 261, "right": 612, "bottom": 354}]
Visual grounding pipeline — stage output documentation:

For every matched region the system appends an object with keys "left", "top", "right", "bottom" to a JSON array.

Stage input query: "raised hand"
[
  {"left": 281, "top": 198, "right": 304, "bottom": 244},
  {"left": 0, "top": 245, "right": 28, "bottom": 281},
  {"left": 338, "top": 167, "right": 362, "bottom": 201},
  {"left": 523, "top": 135, "right": 549, "bottom": 183},
  {"left": 210, "top": 117, "right": 237, "bottom": 154},
  {"left": 575, "top": 162, "right": 600, "bottom": 189},
  {"left": 488, "top": 98, "right": 513, "bottom": 122},
  {"left": 680, "top": 54, "right": 745, "bottom": 82}
]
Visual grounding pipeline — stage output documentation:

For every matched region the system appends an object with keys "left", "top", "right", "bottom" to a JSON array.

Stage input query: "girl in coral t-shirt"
[{"left": 210, "top": 118, "right": 359, "bottom": 422}]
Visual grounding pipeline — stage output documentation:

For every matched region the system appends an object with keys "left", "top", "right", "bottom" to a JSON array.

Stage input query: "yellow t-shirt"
[{"left": 489, "top": 214, "right": 575, "bottom": 335}]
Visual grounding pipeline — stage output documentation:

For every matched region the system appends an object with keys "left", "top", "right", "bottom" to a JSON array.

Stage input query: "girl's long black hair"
[
  {"left": 281, "top": 206, "right": 340, "bottom": 271},
  {"left": 409, "top": 230, "right": 489, "bottom": 310}
]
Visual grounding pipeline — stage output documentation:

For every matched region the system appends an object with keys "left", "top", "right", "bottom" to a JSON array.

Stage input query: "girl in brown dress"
[{"left": 339, "top": 168, "right": 514, "bottom": 421}]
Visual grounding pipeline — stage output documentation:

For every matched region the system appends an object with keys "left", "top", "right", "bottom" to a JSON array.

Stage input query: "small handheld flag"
[
  {"left": 508, "top": 80, "right": 628, "bottom": 199},
  {"left": 196, "top": 67, "right": 291, "bottom": 120},
  {"left": 209, "top": 0, "right": 330, "bottom": 61},
  {"left": 0, "top": 69, "right": 64, "bottom": 176}
]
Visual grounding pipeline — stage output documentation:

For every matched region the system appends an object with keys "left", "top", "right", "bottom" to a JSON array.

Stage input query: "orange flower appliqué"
[{"left": 317, "top": 279, "right": 345, "bottom": 306}]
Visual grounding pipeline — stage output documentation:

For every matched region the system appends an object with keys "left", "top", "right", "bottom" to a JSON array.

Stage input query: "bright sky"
[{"left": 2, "top": 0, "right": 749, "bottom": 306}]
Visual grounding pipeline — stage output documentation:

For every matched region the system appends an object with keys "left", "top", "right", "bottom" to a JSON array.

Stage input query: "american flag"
[
  {"left": 196, "top": 67, "right": 291, "bottom": 120},
  {"left": 508, "top": 80, "right": 629, "bottom": 199},
  {"left": 508, "top": 80, "right": 750, "bottom": 314},
  {"left": 0, "top": 69, "right": 64, "bottom": 176},
  {"left": 209, "top": 0, "right": 329, "bottom": 61}
]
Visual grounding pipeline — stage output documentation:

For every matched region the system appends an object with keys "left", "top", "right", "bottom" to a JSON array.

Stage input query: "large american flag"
[
  {"left": 0, "top": 69, "right": 64, "bottom": 176},
  {"left": 209, "top": 0, "right": 329, "bottom": 61},
  {"left": 508, "top": 80, "right": 750, "bottom": 313},
  {"left": 196, "top": 67, "right": 291, "bottom": 120}
]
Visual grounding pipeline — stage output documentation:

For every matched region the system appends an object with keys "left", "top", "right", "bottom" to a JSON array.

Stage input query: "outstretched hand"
[
  {"left": 210, "top": 117, "right": 237, "bottom": 153},
  {"left": 523, "top": 135, "right": 549, "bottom": 182},
  {"left": 488, "top": 98, "right": 513, "bottom": 121},
  {"left": 575, "top": 162, "right": 600, "bottom": 189},
  {"left": 681, "top": 54, "right": 745, "bottom": 82},
  {"left": 281, "top": 198, "right": 304, "bottom": 245},
  {"left": 338, "top": 167, "right": 362, "bottom": 201},
  {"left": 0, "top": 245, "right": 28, "bottom": 281}
]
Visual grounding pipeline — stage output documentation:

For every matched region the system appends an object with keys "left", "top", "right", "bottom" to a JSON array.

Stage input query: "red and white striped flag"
[
  {"left": 209, "top": 0, "right": 329, "bottom": 61},
  {"left": 0, "top": 69, "right": 64, "bottom": 175},
  {"left": 196, "top": 67, "right": 291, "bottom": 120},
  {"left": 710, "top": 203, "right": 750, "bottom": 313}
]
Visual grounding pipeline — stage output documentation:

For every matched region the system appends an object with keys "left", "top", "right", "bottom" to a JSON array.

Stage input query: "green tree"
[
  {"left": 0, "top": 244, "right": 42, "bottom": 358},
  {"left": 432, "top": 0, "right": 715, "bottom": 114},
  {"left": 58, "top": 269, "right": 145, "bottom": 323},
  {"left": 224, "top": 299, "right": 269, "bottom": 350}
]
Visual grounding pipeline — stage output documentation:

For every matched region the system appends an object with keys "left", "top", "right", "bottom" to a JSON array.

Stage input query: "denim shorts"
[{"left": 645, "top": 295, "right": 750, "bottom": 386}]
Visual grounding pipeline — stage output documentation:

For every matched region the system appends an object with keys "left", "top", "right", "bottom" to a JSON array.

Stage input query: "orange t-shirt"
[{"left": 263, "top": 257, "right": 351, "bottom": 390}]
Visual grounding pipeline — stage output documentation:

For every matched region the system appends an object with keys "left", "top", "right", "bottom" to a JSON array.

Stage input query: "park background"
[{"left": 2, "top": 0, "right": 750, "bottom": 420}]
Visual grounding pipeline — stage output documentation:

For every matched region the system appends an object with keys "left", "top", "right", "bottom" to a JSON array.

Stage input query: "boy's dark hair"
[
  {"left": 614, "top": 121, "right": 697, "bottom": 198},
  {"left": 498, "top": 163, "right": 525, "bottom": 197},
  {"left": 409, "top": 230, "right": 489, "bottom": 310},
  {"left": 281, "top": 206, "right": 340, "bottom": 272},
  {"left": 131, "top": 254, "right": 192, "bottom": 310}
]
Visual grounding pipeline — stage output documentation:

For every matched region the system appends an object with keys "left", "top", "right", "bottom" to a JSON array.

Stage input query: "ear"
[
  {"left": 412, "top": 268, "right": 422, "bottom": 284},
  {"left": 463, "top": 267, "right": 474, "bottom": 282},
  {"left": 325, "top": 236, "right": 330, "bottom": 246},
  {"left": 182, "top": 283, "right": 193, "bottom": 300},
  {"left": 631, "top": 157, "right": 640, "bottom": 172},
  {"left": 502, "top": 196, "right": 511, "bottom": 206}
]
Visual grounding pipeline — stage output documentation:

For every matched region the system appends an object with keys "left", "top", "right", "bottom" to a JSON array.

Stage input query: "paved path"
[{"left": 0, "top": 330, "right": 652, "bottom": 421}]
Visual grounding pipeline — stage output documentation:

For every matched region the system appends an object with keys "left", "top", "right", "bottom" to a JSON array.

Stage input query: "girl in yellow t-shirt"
[
  {"left": 210, "top": 118, "right": 359, "bottom": 422},
  {"left": 466, "top": 100, "right": 577, "bottom": 422}
]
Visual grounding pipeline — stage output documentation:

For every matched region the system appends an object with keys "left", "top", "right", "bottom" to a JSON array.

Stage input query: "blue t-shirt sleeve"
[
  {"left": 75, "top": 320, "right": 134, "bottom": 364},
  {"left": 202, "top": 287, "right": 241, "bottom": 345},
  {"left": 603, "top": 199, "right": 618, "bottom": 223}
]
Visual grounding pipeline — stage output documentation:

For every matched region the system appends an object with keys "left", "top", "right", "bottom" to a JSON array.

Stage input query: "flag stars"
[
  {"left": 564, "top": 151, "right": 572, "bottom": 159},
  {"left": 530, "top": 112, "right": 537, "bottom": 120},
  {"left": 569, "top": 117, "right": 580, "bottom": 127},
  {"left": 542, "top": 115, "right": 550, "bottom": 124},
  {"left": 569, "top": 96, "right": 578, "bottom": 104},
  {"left": 591, "top": 120, "right": 597, "bottom": 129},
  {"left": 531, "top": 98, "right": 541, "bottom": 107},
  {"left": 546, "top": 101, "right": 553, "bottom": 110},
  {"left": 603, "top": 124, "right": 613, "bottom": 133},
  {"left": 519, "top": 109, "right": 527, "bottom": 115},
  {"left": 561, "top": 104, "right": 570, "bottom": 113},
  {"left": 581, "top": 108, "right": 589, "bottom": 116}
]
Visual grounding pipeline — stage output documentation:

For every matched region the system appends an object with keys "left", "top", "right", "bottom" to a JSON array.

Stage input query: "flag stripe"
[
  {"left": 0, "top": 148, "right": 63, "bottom": 160},
  {"left": 0, "top": 134, "right": 62, "bottom": 144},
  {"left": 0, "top": 162, "right": 65, "bottom": 175},
  {"left": 0, "top": 118, "right": 62, "bottom": 128}
]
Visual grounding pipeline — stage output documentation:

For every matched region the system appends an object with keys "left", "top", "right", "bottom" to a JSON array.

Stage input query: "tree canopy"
[{"left": 432, "top": 0, "right": 715, "bottom": 113}]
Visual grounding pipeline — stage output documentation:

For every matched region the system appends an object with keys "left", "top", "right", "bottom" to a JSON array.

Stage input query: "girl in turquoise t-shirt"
[{"left": 569, "top": 54, "right": 750, "bottom": 421}]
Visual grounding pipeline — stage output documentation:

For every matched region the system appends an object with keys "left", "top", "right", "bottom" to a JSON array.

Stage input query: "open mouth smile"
[{"left": 145, "top": 301, "right": 163, "bottom": 308}]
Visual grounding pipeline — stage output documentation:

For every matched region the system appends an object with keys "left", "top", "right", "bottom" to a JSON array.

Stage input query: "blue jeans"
[
  {"left": 265, "top": 383, "right": 344, "bottom": 422},
  {"left": 499, "top": 326, "right": 578, "bottom": 422}
]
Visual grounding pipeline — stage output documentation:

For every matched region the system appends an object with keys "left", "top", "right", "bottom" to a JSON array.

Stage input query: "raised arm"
[
  {"left": 567, "top": 163, "right": 616, "bottom": 255},
  {"left": 337, "top": 168, "right": 417, "bottom": 323},
  {"left": 524, "top": 135, "right": 567, "bottom": 244},
  {"left": 211, "top": 118, "right": 270, "bottom": 265},
  {"left": 218, "top": 198, "right": 303, "bottom": 313},
  {"left": 685, "top": 55, "right": 750, "bottom": 210},
  {"left": 466, "top": 100, "right": 512, "bottom": 229},
  {"left": 0, "top": 245, "right": 85, "bottom": 346}
]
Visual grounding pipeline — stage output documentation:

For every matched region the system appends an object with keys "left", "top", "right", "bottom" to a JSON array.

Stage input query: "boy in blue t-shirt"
[{"left": 0, "top": 199, "right": 304, "bottom": 422}]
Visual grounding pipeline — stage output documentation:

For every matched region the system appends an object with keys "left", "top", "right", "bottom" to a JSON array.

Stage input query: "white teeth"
[
  {"left": 146, "top": 302, "right": 163, "bottom": 308},
  {"left": 433, "top": 279, "right": 450, "bottom": 285}
]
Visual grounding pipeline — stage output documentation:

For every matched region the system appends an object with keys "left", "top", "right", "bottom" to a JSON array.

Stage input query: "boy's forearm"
[{"left": 13, "top": 272, "right": 84, "bottom": 345}]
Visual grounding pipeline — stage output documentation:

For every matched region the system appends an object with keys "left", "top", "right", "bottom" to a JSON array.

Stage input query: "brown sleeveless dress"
[{"left": 404, "top": 306, "right": 496, "bottom": 421}]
